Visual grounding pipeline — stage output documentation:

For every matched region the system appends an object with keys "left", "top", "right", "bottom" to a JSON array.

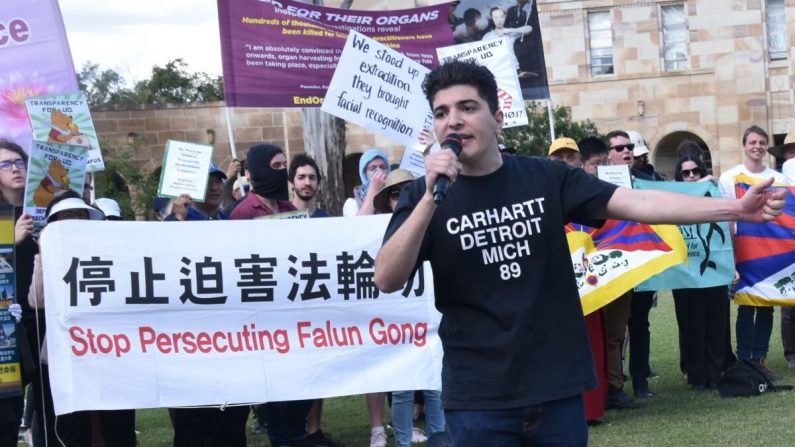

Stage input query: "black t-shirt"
[{"left": 383, "top": 155, "right": 617, "bottom": 410}]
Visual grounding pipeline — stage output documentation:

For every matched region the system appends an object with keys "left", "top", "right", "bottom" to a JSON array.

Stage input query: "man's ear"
[{"left": 495, "top": 109, "right": 504, "bottom": 131}]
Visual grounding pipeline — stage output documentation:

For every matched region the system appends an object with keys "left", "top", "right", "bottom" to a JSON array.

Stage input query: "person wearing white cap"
[
  {"left": 93, "top": 198, "right": 122, "bottom": 220},
  {"left": 628, "top": 130, "right": 664, "bottom": 180},
  {"left": 30, "top": 191, "right": 137, "bottom": 446}
]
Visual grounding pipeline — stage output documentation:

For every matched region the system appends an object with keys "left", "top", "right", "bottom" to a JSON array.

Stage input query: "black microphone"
[{"left": 433, "top": 133, "right": 463, "bottom": 204}]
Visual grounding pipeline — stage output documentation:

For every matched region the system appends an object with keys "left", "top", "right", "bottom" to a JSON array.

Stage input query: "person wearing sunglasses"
[{"left": 672, "top": 154, "right": 731, "bottom": 391}]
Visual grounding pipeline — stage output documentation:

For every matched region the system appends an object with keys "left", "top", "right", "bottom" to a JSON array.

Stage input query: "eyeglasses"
[
  {"left": 0, "top": 159, "right": 26, "bottom": 171},
  {"left": 609, "top": 144, "right": 635, "bottom": 152},
  {"left": 681, "top": 168, "right": 702, "bottom": 177}
]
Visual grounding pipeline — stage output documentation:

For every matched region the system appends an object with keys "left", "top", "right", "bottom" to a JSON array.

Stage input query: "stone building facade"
[
  {"left": 93, "top": 0, "right": 794, "bottom": 184},
  {"left": 539, "top": 0, "right": 795, "bottom": 178}
]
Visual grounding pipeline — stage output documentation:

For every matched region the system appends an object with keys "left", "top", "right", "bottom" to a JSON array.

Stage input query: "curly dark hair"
[{"left": 422, "top": 60, "right": 499, "bottom": 114}]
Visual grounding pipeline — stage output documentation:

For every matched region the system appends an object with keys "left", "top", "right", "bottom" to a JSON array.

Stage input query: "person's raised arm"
[
  {"left": 375, "top": 150, "right": 460, "bottom": 292},
  {"left": 603, "top": 177, "right": 788, "bottom": 224}
]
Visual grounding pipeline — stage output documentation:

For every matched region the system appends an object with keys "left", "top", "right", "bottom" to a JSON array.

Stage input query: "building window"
[
  {"left": 661, "top": 5, "right": 688, "bottom": 71},
  {"left": 588, "top": 11, "right": 614, "bottom": 76},
  {"left": 767, "top": 0, "right": 787, "bottom": 61}
]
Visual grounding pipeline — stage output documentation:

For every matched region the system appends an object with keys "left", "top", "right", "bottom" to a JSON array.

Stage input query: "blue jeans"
[
  {"left": 392, "top": 390, "right": 445, "bottom": 447},
  {"left": 445, "top": 395, "right": 587, "bottom": 446},
  {"left": 736, "top": 305, "right": 774, "bottom": 361}
]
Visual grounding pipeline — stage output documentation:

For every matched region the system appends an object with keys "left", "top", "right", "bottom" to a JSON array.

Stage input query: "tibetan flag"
[
  {"left": 733, "top": 174, "right": 795, "bottom": 305},
  {"left": 567, "top": 220, "right": 686, "bottom": 315}
]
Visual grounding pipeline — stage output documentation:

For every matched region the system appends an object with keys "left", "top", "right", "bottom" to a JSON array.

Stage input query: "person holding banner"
[
  {"left": 0, "top": 139, "right": 33, "bottom": 447},
  {"left": 718, "top": 125, "right": 786, "bottom": 378},
  {"left": 29, "top": 192, "right": 139, "bottom": 447},
  {"left": 672, "top": 154, "right": 729, "bottom": 390},
  {"left": 375, "top": 61, "right": 788, "bottom": 446},
  {"left": 343, "top": 149, "right": 390, "bottom": 217}
]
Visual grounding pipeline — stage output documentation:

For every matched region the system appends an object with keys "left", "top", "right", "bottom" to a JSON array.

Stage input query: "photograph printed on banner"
[{"left": 447, "top": 0, "right": 549, "bottom": 99}]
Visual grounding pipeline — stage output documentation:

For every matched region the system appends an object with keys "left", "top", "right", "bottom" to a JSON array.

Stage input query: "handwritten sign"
[
  {"left": 157, "top": 140, "right": 214, "bottom": 202},
  {"left": 436, "top": 37, "right": 528, "bottom": 128},
  {"left": 598, "top": 165, "right": 633, "bottom": 189},
  {"left": 322, "top": 31, "right": 433, "bottom": 147}
]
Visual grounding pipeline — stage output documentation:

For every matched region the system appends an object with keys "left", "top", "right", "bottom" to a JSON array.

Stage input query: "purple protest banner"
[
  {"left": 218, "top": 0, "right": 452, "bottom": 108},
  {"left": 0, "top": 0, "right": 79, "bottom": 151}
]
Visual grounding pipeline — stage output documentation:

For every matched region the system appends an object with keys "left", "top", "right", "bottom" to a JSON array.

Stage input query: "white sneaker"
[
  {"left": 370, "top": 429, "right": 387, "bottom": 447},
  {"left": 411, "top": 427, "right": 427, "bottom": 444}
]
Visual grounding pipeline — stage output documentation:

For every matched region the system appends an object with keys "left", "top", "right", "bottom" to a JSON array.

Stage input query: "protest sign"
[
  {"left": 157, "top": 140, "right": 215, "bottom": 202},
  {"left": 25, "top": 93, "right": 104, "bottom": 171},
  {"left": 634, "top": 180, "right": 734, "bottom": 292},
  {"left": 322, "top": 31, "right": 433, "bottom": 146},
  {"left": 436, "top": 37, "right": 528, "bottom": 128},
  {"left": 732, "top": 174, "right": 795, "bottom": 305},
  {"left": 40, "top": 215, "right": 441, "bottom": 415},
  {"left": 399, "top": 144, "right": 426, "bottom": 180},
  {"left": 0, "top": 206, "right": 22, "bottom": 398},
  {"left": 566, "top": 220, "right": 686, "bottom": 315},
  {"left": 218, "top": 0, "right": 450, "bottom": 107},
  {"left": 0, "top": 0, "right": 78, "bottom": 151},
  {"left": 449, "top": 0, "right": 549, "bottom": 100},
  {"left": 597, "top": 165, "right": 632, "bottom": 189},
  {"left": 23, "top": 141, "right": 88, "bottom": 226}
]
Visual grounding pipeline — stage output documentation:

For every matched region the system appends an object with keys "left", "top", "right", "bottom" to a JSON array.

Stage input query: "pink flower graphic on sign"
[{"left": 0, "top": 72, "right": 53, "bottom": 140}]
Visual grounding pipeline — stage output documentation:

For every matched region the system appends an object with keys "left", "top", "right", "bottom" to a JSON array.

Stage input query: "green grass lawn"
[{"left": 124, "top": 294, "right": 795, "bottom": 446}]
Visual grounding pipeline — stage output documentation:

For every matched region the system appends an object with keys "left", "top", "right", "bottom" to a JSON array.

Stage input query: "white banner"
[
  {"left": 40, "top": 215, "right": 441, "bottom": 415},
  {"left": 321, "top": 31, "right": 434, "bottom": 146},
  {"left": 436, "top": 38, "right": 528, "bottom": 128}
]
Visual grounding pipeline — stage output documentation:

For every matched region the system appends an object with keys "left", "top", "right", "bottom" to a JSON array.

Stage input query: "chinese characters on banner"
[
  {"left": 0, "top": 206, "right": 23, "bottom": 398},
  {"left": 40, "top": 215, "right": 441, "bottom": 415}
]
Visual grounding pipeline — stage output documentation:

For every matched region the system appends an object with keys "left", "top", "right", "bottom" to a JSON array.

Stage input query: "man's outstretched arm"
[{"left": 603, "top": 177, "right": 788, "bottom": 224}]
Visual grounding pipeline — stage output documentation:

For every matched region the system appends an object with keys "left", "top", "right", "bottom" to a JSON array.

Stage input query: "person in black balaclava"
[{"left": 229, "top": 144, "right": 297, "bottom": 219}]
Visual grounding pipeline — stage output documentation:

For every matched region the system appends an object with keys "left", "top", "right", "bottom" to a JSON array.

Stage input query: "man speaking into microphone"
[{"left": 374, "top": 61, "right": 787, "bottom": 446}]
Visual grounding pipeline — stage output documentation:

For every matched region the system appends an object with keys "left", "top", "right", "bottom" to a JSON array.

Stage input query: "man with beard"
[
  {"left": 165, "top": 163, "right": 228, "bottom": 221},
  {"left": 289, "top": 153, "right": 331, "bottom": 217}
]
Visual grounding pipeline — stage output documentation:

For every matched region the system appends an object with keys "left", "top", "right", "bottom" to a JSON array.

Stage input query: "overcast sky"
[{"left": 60, "top": 0, "right": 224, "bottom": 83}]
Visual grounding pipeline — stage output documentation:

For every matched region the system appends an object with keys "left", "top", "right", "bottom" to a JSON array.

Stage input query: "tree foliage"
[
  {"left": 77, "top": 59, "right": 224, "bottom": 108},
  {"left": 94, "top": 136, "right": 161, "bottom": 220},
  {"left": 501, "top": 102, "right": 601, "bottom": 157}
]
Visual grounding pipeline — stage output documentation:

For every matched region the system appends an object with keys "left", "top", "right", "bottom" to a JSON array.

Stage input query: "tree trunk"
[
  {"left": 298, "top": 0, "right": 351, "bottom": 216},
  {"left": 300, "top": 110, "right": 347, "bottom": 215}
]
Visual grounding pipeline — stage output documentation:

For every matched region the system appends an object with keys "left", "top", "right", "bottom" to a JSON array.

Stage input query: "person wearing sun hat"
[
  {"left": 768, "top": 131, "right": 795, "bottom": 161},
  {"left": 93, "top": 198, "right": 122, "bottom": 220},
  {"left": 30, "top": 191, "right": 136, "bottom": 447},
  {"left": 373, "top": 169, "right": 416, "bottom": 214}
]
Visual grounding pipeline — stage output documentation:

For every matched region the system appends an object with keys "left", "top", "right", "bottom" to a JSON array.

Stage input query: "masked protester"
[{"left": 230, "top": 144, "right": 296, "bottom": 220}]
